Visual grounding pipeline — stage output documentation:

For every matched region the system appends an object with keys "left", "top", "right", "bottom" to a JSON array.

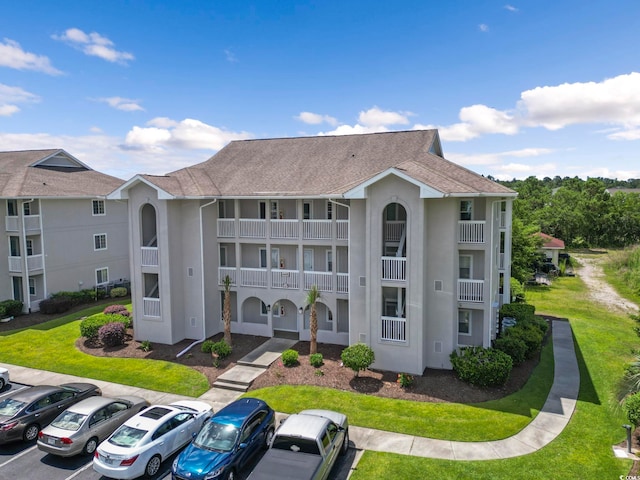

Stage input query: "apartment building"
[
  {"left": 110, "top": 130, "right": 516, "bottom": 373},
  {"left": 0, "top": 149, "right": 130, "bottom": 312}
]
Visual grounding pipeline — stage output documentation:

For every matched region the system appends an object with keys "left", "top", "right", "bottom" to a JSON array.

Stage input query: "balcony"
[
  {"left": 381, "top": 256, "right": 406, "bottom": 281},
  {"left": 217, "top": 219, "right": 235, "bottom": 238},
  {"left": 270, "top": 220, "right": 298, "bottom": 239},
  {"left": 7, "top": 254, "right": 43, "bottom": 273},
  {"left": 457, "top": 279, "right": 484, "bottom": 302},
  {"left": 272, "top": 269, "right": 300, "bottom": 289},
  {"left": 381, "top": 316, "right": 406, "bottom": 342},
  {"left": 337, "top": 273, "right": 349, "bottom": 293},
  {"left": 5, "top": 216, "right": 18, "bottom": 232},
  {"left": 218, "top": 267, "right": 237, "bottom": 286},
  {"left": 4, "top": 215, "right": 41, "bottom": 232},
  {"left": 304, "top": 271, "right": 333, "bottom": 292},
  {"left": 143, "top": 297, "right": 161, "bottom": 317},
  {"left": 218, "top": 218, "right": 348, "bottom": 241},
  {"left": 240, "top": 268, "right": 268, "bottom": 288},
  {"left": 458, "top": 221, "right": 485, "bottom": 244},
  {"left": 141, "top": 247, "right": 159, "bottom": 267}
]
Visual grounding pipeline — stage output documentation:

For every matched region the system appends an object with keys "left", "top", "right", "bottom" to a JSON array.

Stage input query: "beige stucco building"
[{"left": 110, "top": 130, "right": 516, "bottom": 373}]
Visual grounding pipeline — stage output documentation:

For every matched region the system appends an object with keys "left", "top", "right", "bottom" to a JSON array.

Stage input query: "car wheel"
[
  {"left": 83, "top": 437, "right": 99, "bottom": 455},
  {"left": 340, "top": 430, "right": 349, "bottom": 456},
  {"left": 226, "top": 469, "right": 236, "bottom": 480},
  {"left": 23, "top": 423, "right": 40, "bottom": 442},
  {"left": 264, "top": 428, "right": 274, "bottom": 449},
  {"left": 0, "top": 378, "right": 5, "bottom": 390},
  {"left": 145, "top": 454, "right": 161, "bottom": 477}
]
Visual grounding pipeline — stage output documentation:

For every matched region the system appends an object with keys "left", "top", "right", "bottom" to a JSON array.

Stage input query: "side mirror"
[{"left": 238, "top": 442, "right": 247, "bottom": 450}]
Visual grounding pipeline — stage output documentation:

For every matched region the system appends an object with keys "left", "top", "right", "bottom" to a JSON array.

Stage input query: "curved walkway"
[
  {"left": 0, "top": 320, "right": 578, "bottom": 462},
  {"left": 348, "top": 319, "right": 579, "bottom": 460}
]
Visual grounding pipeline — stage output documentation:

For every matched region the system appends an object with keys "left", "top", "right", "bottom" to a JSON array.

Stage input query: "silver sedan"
[{"left": 37, "top": 395, "right": 149, "bottom": 457}]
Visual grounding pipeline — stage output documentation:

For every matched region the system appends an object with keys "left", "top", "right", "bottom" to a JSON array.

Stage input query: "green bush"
[
  {"left": 493, "top": 336, "right": 527, "bottom": 365},
  {"left": 110, "top": 287, "right": 128, "bottom": 298},
  {"left": 624, "top": 392, "right": 640, "bottom": 427},
  {"left": 0, "top": 300, "right": 22, "bottom": 318},
  {"left": 80, "top": 313, "right": 130, "bottom": 339},
  {"left": 341, "top": 343, "right": 375, "bottom": 377},
  {"left": 510, "top": 277, "right": 526, "bottom": 302},
  {"left": 201, "top": 340, "right": 215, "bottom": 353},
  {"left": 51, "top": 289, "right": 96, "bottom": 305},
  {"left": 39, "top": 297, "right": 73, "bottom": 314},
  {"left": 500, "top": 303, "right": 536, "bottom": 323},
  {"left": 98, "top": 322, "right": 126, "bottom": 347},
  {"left": 309, "top": 353, "right": 324, "bottom": 368},
  {"left": 210, "top": 340, "right": 232, "bottom": 359},
  {"left": 450, "top": 346, "right": 513, "bottom": 387},
  {"left": 281, "top": 349, "right": 299, "bottom": 367},
  {"left": 505, "top": 322, "right": 544, "bottom": 358}
]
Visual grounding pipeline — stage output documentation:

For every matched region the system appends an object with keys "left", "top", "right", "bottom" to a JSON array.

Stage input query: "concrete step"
[{"left": 212, "top": 380, "right": 250, "bottom": 392}]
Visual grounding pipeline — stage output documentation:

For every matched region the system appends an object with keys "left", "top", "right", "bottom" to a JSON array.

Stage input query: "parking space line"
[
  {"left": 0, "top": 444, "right": 37, "bottom": 468},
  {"left": 65, "top": 461, "right": 94, "bottom": 480}
]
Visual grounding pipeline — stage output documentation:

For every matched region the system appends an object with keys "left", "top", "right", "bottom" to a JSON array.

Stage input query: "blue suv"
[{"left": 172, "top": 398, "right": 275, "bottom": 480}]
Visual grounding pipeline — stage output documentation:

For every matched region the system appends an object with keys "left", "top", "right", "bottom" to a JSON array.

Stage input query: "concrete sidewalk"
[{"left": 0, "top": 319, "right": 579, "bottom": 461}]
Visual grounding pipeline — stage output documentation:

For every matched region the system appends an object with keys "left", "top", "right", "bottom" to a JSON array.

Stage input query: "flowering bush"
[
  {"left": 103, "top": 304, "right": 130, "bottom": 315},
  {"left": 98, "top": 322, "right": 126, "bottom": 347}
]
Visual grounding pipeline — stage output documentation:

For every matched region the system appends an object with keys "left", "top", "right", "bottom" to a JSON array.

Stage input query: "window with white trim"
[
  {"left": 326, "top": 250, "right": 332, "bottom": 272},
  {"left": 92, "top": 199, "right": 105, "bottom": 216},
  {"left": 26, "top": 239, "right": 33, "bottom": 256},
  {"left": 96, "top": 267, "right": 109, "bottom": 285},
  {"left": 326, "top": 201, "right": 332, "bottom": 220},
  {"left": 23, "top": 202, "right": 31, "bottom": 216},
  {"left": 28, "top": 278, "right": 36, "bottom": 296},
  {"left": 94, "top": 233, "right": 107, "bottom": 251},
  {"left": 458, "top": 309, "right": 472, "bottom": 336},
  {"left": 459, "top": 255, "right": 472, "bottom": 279},
  {"left": 303, "top": 201, "right": 312, "bottom": 220},
  {"left": 220, "top": 246, "right": 227, "bottom": 267},
  {"left": 460, "top": 200, "right": 472, "bottom": 221}
]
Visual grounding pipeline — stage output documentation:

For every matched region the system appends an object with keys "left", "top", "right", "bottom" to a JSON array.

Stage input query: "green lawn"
[{"left": 0, "top": 302, "right": 209, "bottom": 397}]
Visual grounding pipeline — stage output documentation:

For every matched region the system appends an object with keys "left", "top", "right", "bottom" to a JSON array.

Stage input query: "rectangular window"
[
  {"left": 259, "top": 248, "right": 267, "bottom": 268},
  {"left": 94, "top": 233, "right": 107, "bottom": 251},
  {"left": 23, "top": 202, "right": 31, "bottom": 216},
  {"left": 303, "top": 202, "right": 312, "bottom": 220},
  {"left": 220, "top": 246, "right": 227, "bottom": 267},
  {"left": 7, "top": 199, "right": 17, "bottom": 216},
  {"left": 26, "top": 239, "right": 33, "bottom": 256},
  {"left": 458, "top": 310, "right": 472, "bottom": 335},
  {"left": 459, "top": 255, "right": 472, "bottom": 279},
  {"left": 460, "top": 200, "right": 472, "bottom": 221},
  {"left": 96, "top": 267, "right": 109, "bottom": 285},
  {"left": 270, "top": 201, "right": 279, "bottom": 220},
  {"left": 92, "top": 199, "right": 105, "bottom": 216},
  {"left": 326, "top": 201, "right": 332, "bottom": 220},
  {"left": 326, "top": 250, "right": 333, "bottom": 272},
  {"left": 259, "top": 201, "right": 266, "bottom": 220},
  {"left": 9, "top": 236, "right": 20, "bottom": 256},
  {"left": 28, "top": 278, "right": 36, "bottom": 296},
  {"left": 218, "top": 200, "right": 225, "bottom": 218}
]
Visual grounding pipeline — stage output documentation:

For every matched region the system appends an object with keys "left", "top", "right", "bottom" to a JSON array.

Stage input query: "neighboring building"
[
  {"left": 537, "top": 233, "right": 565, "bottom": 266},
  {"left": 110, "top": 130, "right": 516, "bottom": 373},
  {"left": 0, "top": 149, "right": 130, "bottom": 313}
]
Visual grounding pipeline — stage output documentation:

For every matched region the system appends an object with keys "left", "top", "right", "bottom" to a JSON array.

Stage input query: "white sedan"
[
  {"left": 93, "top": 400, "right": 213, "bottom": 479},
  {"left": 0, "top": 367, "right": 8, "bottom": 391}
]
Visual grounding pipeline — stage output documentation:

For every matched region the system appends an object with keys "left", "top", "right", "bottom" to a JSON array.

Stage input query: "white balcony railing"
[
  {"left": 27, "top": 254, "right": 43, "bottom": 271},
  {"left": 337, "top": 220, "right": 349, "bottom": 240},
  {"left": 303, "top": 220, "right": 332, "bottom": 240},
  {"left": 381, "top": 256, "right": 406, "bottom": 281},
  {"left": 8, "top": 256, "right": 21, "bottom": 272},
  {"left": 143, "top": 297, "right": 161, "bottom": 317},
  {"left": 458, "top": 279, "right": 484, "bottom": 302},
  {"left": 217, "top": 219, "right": 235, "bottom": 238},
  {"left": 381, "top": 316, "right": 406, "bottom": 342},
  {"left": 141, "top": 247, "right": 159, "bottom": 267},
  {"left": 304, "top": 271, "right": 333, "bottom": 291},
  {"left": 24, "top": 215, "right": 40, "bottom": 231},
  {"left": 270, "top": 219, "right": 299, "bottom": 239},
  {"left": 272, "top": 269, "right": 300, "bottom": 289},
  {"left": 218, "top": 267, "right": 237, "bottom": 286},
  {"left": 240, "top": 268, "right": 268, "bottom": 287},
  {"left": 458, "top": 221, "right": 485, "bottom": 243},
  {"left": 239, "top": 219, "right": 266, "bottom": 238},
  {"left": 384, "top": 221, "right": 405, "bottom": 242},
  {"left": 337, "top": 273, "right": 349, "bottom": 293},
  {"left": 5, "top": 216, "right": 18, "bottom": 232}
]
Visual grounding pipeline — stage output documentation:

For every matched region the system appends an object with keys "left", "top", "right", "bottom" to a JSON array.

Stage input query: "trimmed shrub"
[
  {"left": 493, "top": 335, "right": 527, "bottom": 365},
  {"left": 210, "top": 340, "right": 232, "bottom": 359},
  {"left": 624, "top": 392, "right": 640, "bottom": 427},
  {"left": 450, "top": 346, "right": 513, "bottom": 387},
  {"left": 500, "top": 303, "right": 536, "bottom": 323},
  {"left": 39, "top": 296, "right": 73, "bottom": 314},
  {"left": 201, "top": 340, "right": 215, "bottom": 353},
  {"left": 281, "top": 349, "right": 299, "bottom": 367},
  {"left": 0, "top": 300, "right": 23, "bottom": 317},
  {"left": 309, "top": 353, "right": 324, "bottom": 368},
  {"left": 51, "top": 289, "right": 95, "bottom": 306},
  {"left": 98, "top": 322, "right": 126, "bottom": 347},
  {"left": 103, "top": 304, "right": 130, "bottom": 316},
  {"left": 505, "top": 323, "right": 544, "bottom": 359},
  {"left": 341, "top": 343, "right": 375, "bottom": 377},
  {"left": 80, "top": 313, "right": 130, "bottom": 339},
  {"left": 110, "top": 287, "right": 128, "bottom": 298}
]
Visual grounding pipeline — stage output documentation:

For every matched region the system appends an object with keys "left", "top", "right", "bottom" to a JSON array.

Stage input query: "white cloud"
[
  {"left": 147, "top": 117, "right": 179, "bottom": 128},
  {"left": 0, "top": 83, "right": 40, "bottom": 116},
  {"left": 124, "top": 118, "right": 253, "bottom": 151},
  {"left": 0, "top": 38, "right": 62, "bottom": 75},
  {"left": 504, "top": 5, "right": 518, "bottom": 12},
  {"left": 479, "top": 24, "right": 489, "bottom": 32},
  {"left": 53, "top": 28, "right": 134, "bottom": 64},
  {"left": 418, "top": 105, "right": 517, "bottom": 141},
  {"left": 359, "top": 107, "right": 411, "bottom": 128},
  {"left": 224, "top": 49, "right": 238, "bottom": 63},
  {"left": 98, "top": 97, "right": 144, "bottom": 112},
  {"left": 295, "top": 111, "right": 338, "bottom": 126}
]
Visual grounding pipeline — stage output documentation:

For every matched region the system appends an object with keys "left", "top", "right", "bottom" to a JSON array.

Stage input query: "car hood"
[{"left": 175, "top": 442, "right": 231, "bottom": 477}]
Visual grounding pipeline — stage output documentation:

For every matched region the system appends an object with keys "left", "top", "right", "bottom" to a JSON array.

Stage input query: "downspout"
[
  {"left": 177, "top": 199, "right": 217, "bottom": 358},
  {"left": 20, "top": 199, "right": 35, "bottom": 312},
  {"left": 329, "top": 199, "right": 351, "bottom": 342},
  {"left": 487, "top": 199, "right": 503, "bottom": 346}
]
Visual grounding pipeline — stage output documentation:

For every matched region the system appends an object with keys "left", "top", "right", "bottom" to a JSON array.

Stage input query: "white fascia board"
[
  {"left": 33, "top": 149, "right": 93, "bottom": 170},
  {"left": 107, "top": 175, "right": 176, "bottom": 200},
  {"left": 343, "top": 168, "right": 444, "bottom": 199}
]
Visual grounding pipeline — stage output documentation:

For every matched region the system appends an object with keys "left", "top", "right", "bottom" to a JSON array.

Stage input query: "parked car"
[
  {"left": 247, "top": 409, "right": 348, "bottom": 480},
  {"left": 93, "top": 400, "right": 213, "bottom": 479},
  {"left": 0, "top": 367, "right": 8, "bottom": 391},
  {"left": 37, "top": 395, "right": 149, "bottom": 457},
  {"left": 172, "top": 397, "right": 275, "bottom": 480},
  {"left": 0, "top": 383, "right": 101, "bottom": 444}
]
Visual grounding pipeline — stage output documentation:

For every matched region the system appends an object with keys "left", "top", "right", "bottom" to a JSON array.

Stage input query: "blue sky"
[{"left": 1, "top": 1, "right": 639, "bottom": 181}]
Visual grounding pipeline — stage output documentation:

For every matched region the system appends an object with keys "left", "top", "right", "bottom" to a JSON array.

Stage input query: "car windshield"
[
  {"left": 108, "top": 425, "right": 147, "bottom": 448},
  {"left": 0, "top": 398, "right": 25, "bottom": 417},
  {"left": 51, "top": 411, "right": 88, "bottom": 431},
  {"left": 194, "top": 421, "right": 239, "bottom": 452}
]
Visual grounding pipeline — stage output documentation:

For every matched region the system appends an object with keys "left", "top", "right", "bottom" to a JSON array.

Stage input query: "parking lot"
[{"left": 0, "top": 381, "right": 356, "bottom": 480}]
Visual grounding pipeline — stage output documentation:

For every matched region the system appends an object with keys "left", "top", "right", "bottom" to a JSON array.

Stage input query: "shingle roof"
[
  {"left": 137, "top": 130, "right": 516, "bottom": 198},
  {"left": 538, "top": 233, "right": 565, "bottom": 249},
  {"left": 0, "top": 149, "right": 124, "bottom": 198}
]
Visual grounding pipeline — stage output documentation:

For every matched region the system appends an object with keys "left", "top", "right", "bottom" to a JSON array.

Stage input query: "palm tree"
[
  {"left": 306, "top": 285, "right": 320, "bottom": 355},
  {"left": 223, "top": 275, "right": 232, "bottom": 345}
]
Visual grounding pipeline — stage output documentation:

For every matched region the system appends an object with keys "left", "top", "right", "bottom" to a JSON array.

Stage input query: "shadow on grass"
[{"left": 574, "top": 331, "right": 601, "bottom": 405}]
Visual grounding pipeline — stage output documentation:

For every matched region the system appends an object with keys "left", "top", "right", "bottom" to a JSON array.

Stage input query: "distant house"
[
  {"left": 109, "top": 130, "right": 516, "bottom": 374},
  {"left": 537, "top": 233, "right": 565, "bottom": 266},
  {"left": 0, "top": 149, "right": 130, "bottom": 312}
]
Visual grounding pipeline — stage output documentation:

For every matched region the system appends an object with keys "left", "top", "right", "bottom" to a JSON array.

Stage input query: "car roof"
[
  {"left": 210, "top": 398, "right": 268, "bottom": 428},
  {"left": 63, "top": 396, "right": 128, "bottom": 414},
  {"left": 7, "top": 385, "right": 61, "bottom": 402},
  {"left": 276, "top": 413, "right": 331, "bottom": 441},
  {"left": 122, "top": 404, "right": 187, "bottom": 430}
]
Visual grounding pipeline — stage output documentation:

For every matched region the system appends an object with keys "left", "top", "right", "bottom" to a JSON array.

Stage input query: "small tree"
[
  {"left": 223, "top": 275, "right": 232, "bottom": 346},
  {"left": 341, "top": 343, "right": 375, "bottom": 377},
  {"left": 306, "top": 285, "right": 320, "bottom": 355}
]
